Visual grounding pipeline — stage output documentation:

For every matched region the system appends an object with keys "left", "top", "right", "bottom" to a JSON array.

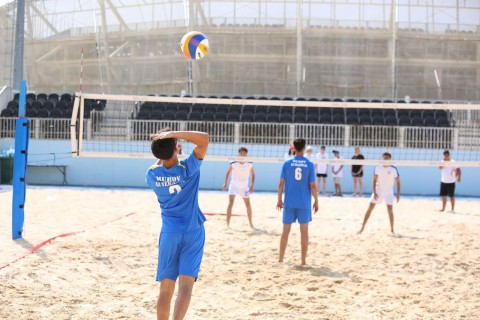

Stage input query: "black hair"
[
  {"left": 443, "top": 150, "right": 450, "bottom": 155},
  {"left": 238, "top": 147, "right": 248, "bottom": 153},
  {"left": 151, "top": 129, "right": 177, "bottom": 160},
  {"left": 382, "top": 152, "right": 392, "bottom": 159},
  {"left": 293, "top": 138, "right": 306, "bottom": 152},
  {"left": 321, "top": 145, "right": 326, "bottom": 149}
]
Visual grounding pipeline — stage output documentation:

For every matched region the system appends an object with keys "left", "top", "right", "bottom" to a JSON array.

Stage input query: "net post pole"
[
  {"left": 289, "top": 124, "right": 295, "bottom": 143},
  {"left": 345, "top": 126, "right": 350, "bottom": 147},
  {"left": 234, "top": 123, "right": 240, "bottom": 144},
  {"left": 453, "top": 128, "right": 459, "bottom": 150},
  {"left": 12, "top": 80, "right": 29, "bottom": 240},
  {"left": 399, "top": 127, "right": 405, "bottom": 148}
]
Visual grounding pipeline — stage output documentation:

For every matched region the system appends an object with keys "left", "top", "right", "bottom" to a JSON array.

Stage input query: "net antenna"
[{"left": 70, "top": 92, "right": 480, "bottom": 167}]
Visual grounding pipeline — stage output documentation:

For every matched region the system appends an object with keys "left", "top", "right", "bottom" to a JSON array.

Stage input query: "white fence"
[{"left": 0, "top": 117, "right": 467, "bottom": 151}]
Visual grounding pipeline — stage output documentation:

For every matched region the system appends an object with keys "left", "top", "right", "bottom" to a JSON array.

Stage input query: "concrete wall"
[{"left": 0, "top": 138, "right": 478, "bottom": 197}]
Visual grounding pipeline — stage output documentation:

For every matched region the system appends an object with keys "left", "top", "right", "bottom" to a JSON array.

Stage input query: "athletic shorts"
[
  {"left": 228, "top": 183, "right": 250, "bottom": 198},
  {"left": 333, "top": 177, "right": 342, "bottom": 184},
  {"left": 370, "top": 193, "right": 395, "bottom": 205},
  {"left": 156, "top": 225, "right": 205, "bottom": 282},
  {"left": 283, "top": 208, "right": 312, "bottom": 224},
  {"left": 440, "top": 182, "right": 455, "bottom": 197},
  {"left": 352, "top": 172, "right": 363, "bottom": 178},
  {"left": 316, "top": 173, "right": 327, "bottom": 178}
]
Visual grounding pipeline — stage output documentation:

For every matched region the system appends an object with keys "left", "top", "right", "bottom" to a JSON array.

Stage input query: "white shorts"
[
  {"left": 370, "top": 193, "right": 395, "bottom": 205},
  {"left": 228, "top": 183, "right": 250, "bottom": 198}
]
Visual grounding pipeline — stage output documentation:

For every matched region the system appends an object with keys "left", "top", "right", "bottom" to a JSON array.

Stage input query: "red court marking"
[{"left": 0, "top": 212, "right": 136, "bottom": 271}]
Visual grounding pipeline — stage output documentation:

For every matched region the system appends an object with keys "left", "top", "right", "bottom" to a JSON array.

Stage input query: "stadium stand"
[{"left": 1, "top": 93, "right": 453, "bottom": 129}]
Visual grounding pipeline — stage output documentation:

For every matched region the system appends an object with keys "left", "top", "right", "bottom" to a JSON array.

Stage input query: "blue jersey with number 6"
[
  {"left": 145, "top": 152, "right": 206, "bottom": 233},
  {"left": 281, "top": 155, "right": 316, "bottom": 209}
]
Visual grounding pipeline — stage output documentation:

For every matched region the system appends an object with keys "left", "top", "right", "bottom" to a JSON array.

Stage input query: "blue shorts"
[
  {"left": 156, "top": 225, "right": 205, "bottom": 282},
  {"left": 283, "top": 208, "right": 312, "bottom": 224}
]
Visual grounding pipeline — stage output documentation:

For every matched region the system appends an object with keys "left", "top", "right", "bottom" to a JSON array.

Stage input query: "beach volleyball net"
[{"left": 70, "top": 92, "right": 480, "bottom": 167}]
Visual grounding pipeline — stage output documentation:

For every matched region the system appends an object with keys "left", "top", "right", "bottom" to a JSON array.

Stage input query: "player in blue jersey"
[
  {"left": 145, "top": 129, "right": 209, "bottom": 320},
  {"left": 358, "top": 152, "right": 401, "bottom": 235},
  {"left": 276, "top": 138, "right": 319, "bottom": 266}
]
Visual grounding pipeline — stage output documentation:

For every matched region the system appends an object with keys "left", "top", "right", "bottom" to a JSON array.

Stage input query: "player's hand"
[
  {"left": 397, "top": 194, "right": 400, "bottom": 203},
  {"left": 249, "top": 186, "right": 254, "bottom": 193},
  {"left": 276, "top": 200, "right": 283, "bottom": 211},
  {"left": 150, "top": 131, "right": 175, "bottom": 140},
  {"left": 373, "top": 192, "right": 378, "bottom": 200},
  {"left": 222, "top": 184, "right": 227, "bottom": 191},
  {"left": 313, "top": 202, "right": 318, "bottom": 213},
  {"left": 457, "top": 176, "right": 462, "bottom": 183}
]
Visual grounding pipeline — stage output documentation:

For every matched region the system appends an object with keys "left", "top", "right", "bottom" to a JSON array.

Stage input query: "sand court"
[{"left": 1, "top": 187, "right": 479, "bottom": 319}]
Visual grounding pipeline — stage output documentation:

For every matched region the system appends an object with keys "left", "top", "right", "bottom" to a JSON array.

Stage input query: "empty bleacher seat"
[
  {"left": 293, "top": 113, "right": 306, "bottom": 123},
  {"left": 215, "top": 113, "right": 228, "bottom": 122},
  {"left": 332, "top": 113, "right": 345, "bottom": 124},
  {"left": 254, "top": 113, "right": 267, "bottom": 122},
  {"left": 60, "top": 93, "right": 72, "bottom": 102},
  {"left": 411, "top": 117, "right": 424, "bottom": 126},
  {"left": 385, "top": 116, "right": 397, "bottom": 126},
  {"left": 424, "top": 117, "right": 436, "bottom": 127},
  {"left": 1, "top": 108, "right": 14, "bottom": 117},
  {"left": 346, "top": 114, "right": 359, "bottom": 125},
  {"left": 37, "top": 108, "right": 50, "bottom": 118},
  {"left": 48, "top": 93, "right": 59, "bottom": 103},
  {"left": 371, "top": 116, "right": 385, "bottom": 126},
  {"left": 26, "top": 93, "right": 36, "bottom": 102},
  {"left": 280, "top": 113, "right": 293, "bottom": 123},
  {"left": 241, "top": 113, "right": 254, "bottom": 122},
  {"left": 359, "top": 115, "right": 372, "bottom": 125},
  {"left": 202, "top": 112, "right": 215, "bottom": 121},
  {"left": 136, "top": 110, "right": 151, "bottom": 120},
  {"left": 49, "top": 108, "right": 64, "bottom": 118},
  {"left": 266, "top": 112, "right": 280, "bottom": 123},
  {"left": 189, "top": 111, "right": 203, "bottom": 121},
  {"left": 31, "top": 100, "right": 43, "bottom": 110},
  {"left": 36, "top": 93, "right": 48, "bottom": 103},
  {"left": 150, "top": 110, "right": 163, "bottom": 120},
  {"left": 25, "top": 109, "right": 38, "bottom": 118},
  {"left": 227, "top": 112, "right": 241, "bottom": 122},
  {"left": 398, "top": 116, "right": 411, "bottom": 126},
  {"left": 175, "top": 110, "right": 189, "bottom": 120},
  {"left": 437, "top": 118, "right": 450, "bottom": 127},
  {"left": 43, "top": 100, "right": 55, "bottom": 110},
  {"left": 162, "top": 110, "right": 176, "bottom": 120}
]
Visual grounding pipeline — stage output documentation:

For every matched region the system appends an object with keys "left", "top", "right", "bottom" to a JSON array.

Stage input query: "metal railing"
[{"left": 0, "top": 118, "right": 465, "bottom": 151}]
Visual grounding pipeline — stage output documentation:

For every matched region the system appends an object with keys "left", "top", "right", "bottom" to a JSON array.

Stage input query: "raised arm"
[{"left": 151, "top": 130, "right": 209, "bottom": 159}]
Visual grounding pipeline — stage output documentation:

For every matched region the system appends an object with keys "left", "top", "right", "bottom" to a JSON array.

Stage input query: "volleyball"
[{"left": 180, "top": 31, "right": 209, "bottom": 60}]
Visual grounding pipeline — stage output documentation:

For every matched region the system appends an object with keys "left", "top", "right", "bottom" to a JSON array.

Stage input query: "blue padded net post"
[{"left": 12, "top": 80, "right": 29, "bottom": 240}]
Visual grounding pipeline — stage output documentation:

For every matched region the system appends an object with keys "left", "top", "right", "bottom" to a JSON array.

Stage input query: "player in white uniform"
[
  {"left": 439, "top": 150, "right": 461, "bottom": 212},
  {"left": 222, "top": 147, "right": 255, "bottom": 228},
  {"left": 331, "top": 150, "right": 344, "bottom": 196},
  {"left": 358, "top": 152, "right": 401, "bottom": 235},
  {"left": 315, "top": 146, "right": 328, "bottom": 195}
]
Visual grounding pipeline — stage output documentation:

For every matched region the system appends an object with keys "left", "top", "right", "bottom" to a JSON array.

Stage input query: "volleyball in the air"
[{"left": 180, "top": 31, "right": 209, "bottom": 60}]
